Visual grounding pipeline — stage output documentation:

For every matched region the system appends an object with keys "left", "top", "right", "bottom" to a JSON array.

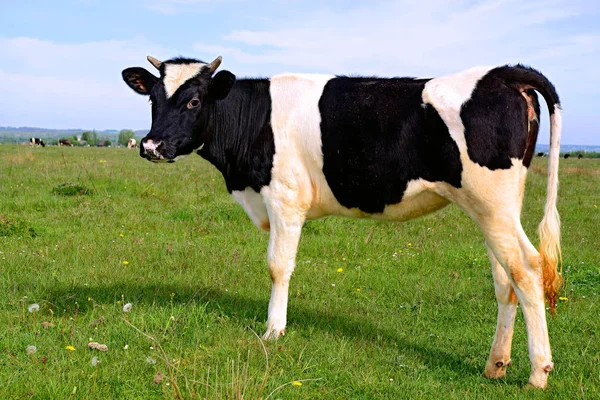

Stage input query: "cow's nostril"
[{"left": 143, "top": 140, "right": 161, "bottom": 152}]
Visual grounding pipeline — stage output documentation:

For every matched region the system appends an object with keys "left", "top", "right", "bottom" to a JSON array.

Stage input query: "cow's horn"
[
  {"left": 147, "top": 55, "right": 163, "bottom": 70},
  {"left": 208, "top": 56, "right": 222, "bottom": 73}
]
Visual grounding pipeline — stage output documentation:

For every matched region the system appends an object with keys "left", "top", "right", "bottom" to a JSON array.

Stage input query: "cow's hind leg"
[
  {"left": 484, "top": 245, "right": 518, "bottom": 379},
  {"left": 480, "top": 217, "right": 552, "bottom": 388}
]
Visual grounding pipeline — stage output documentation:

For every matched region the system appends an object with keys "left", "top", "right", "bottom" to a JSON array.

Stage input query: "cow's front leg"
[{"left": 262, "top": 201, "right": 305, "bottom": 340}]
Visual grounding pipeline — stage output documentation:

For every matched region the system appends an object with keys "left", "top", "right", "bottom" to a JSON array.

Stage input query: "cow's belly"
[
  {"left": 306, "top": 177, "right": 450, "bottom": 222},
  {"left": 373, "top": 189, "right": 450, "bottom": 221}
]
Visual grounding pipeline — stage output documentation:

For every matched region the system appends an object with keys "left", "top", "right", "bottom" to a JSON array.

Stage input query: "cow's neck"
[{"left": 199, "top": 78, "right": 275, "bottom": 193}]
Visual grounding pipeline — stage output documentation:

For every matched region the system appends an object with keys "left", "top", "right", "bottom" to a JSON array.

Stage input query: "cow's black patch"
[
  {"left": 198, "top": 79, "right": 275, "bottom": 193},
  {"left": 461, "top": 65, "right": 559, "bottom": 170},
  {"left": 319, "top": 77, "right": 462, "bottom": 214},
  {"left": 460, "top": 72, "right": 529, "bottom": 170}
]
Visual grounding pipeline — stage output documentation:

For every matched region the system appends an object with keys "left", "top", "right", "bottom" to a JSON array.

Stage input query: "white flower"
[
  {"left": 146, "top": 356, "right": 156, "bottom": 365},
  {"left": 122, "top": 303, "right": 132, "bottom": 312},
  {"left": 26, "top": 345, "right": 37, "bottom": 355},
  {"left": 28, "top": 304, "right": 40, "bottom": 313},
  {"left": 91, "top": 356, "right": 100, "bottom": 367},
  {"left": 123, "top": 344, "right": 129, "bottom": 350}
]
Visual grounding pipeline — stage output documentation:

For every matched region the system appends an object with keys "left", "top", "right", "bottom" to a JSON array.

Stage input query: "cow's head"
[{"left": 122, "top": 55, "right": 236, "bottom": 162}]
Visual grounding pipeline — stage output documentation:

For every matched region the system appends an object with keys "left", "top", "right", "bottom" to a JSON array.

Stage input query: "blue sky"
[{"left": 0, "top": 0, "right": 599, "bottom": 144}]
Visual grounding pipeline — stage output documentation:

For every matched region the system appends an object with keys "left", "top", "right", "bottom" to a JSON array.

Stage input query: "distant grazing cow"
[
  {"left": 59, "top": 139, "right": 73, "bottom": 147},
  {"left": 564, "top": 153, "right": 570, "bottom": 159},
  {"left": 578, "top": 153, "right": 583, "bottom": 159},
  {"left": 30, "top": 138, "right": 45, "bottom": 147},
  {"left": 123, "top": 55, "right": 563, "bottom": 388},
  {"left": 127, "top": 138, "right": 137, "bottom": 149},
  {"left": 537, "top": 152, "right": 545, "bottom": 157}
]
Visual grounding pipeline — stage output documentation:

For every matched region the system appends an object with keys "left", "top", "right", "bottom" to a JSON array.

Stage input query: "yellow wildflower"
[
  {"left": 119, "top": 233, "right": 124, "bottom": 238},
  {"left": 356, "top": 288, "right": 361, "bottom": 292},
  {"left": 123, "top": 261, "right": 129, "bottom": 265},
  {"left": 559, "top": 297, "right": 568, "bottom": 301},
  {"left": 408, "top": 242, "right": 412, "bottom": 247},
  {"left": 292, "top": 381, "right": 302, "bottom": 386},
  {"left": 337, "top": 268, "right": 343, "bottom": 273},
  {"left": 65, "top": 345, "right": 75, "bottom": 351}
]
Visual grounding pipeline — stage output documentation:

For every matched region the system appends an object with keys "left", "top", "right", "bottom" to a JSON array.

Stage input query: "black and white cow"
[
  {"left": 122, "top": 55, "right": 562, "bottom": 388},
  {"left": 30, "top": 137, "right": 45, "bottom": 147}
]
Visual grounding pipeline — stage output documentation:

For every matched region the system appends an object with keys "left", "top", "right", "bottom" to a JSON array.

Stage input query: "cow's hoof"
[
  {"left": 484, "top": 359, "right": 511, "bottom": 379},
  {"left": 526, "top": 364, "right": 552, "bottom": 389},
  {"left": 262, "top": 328, "right": 285, "bottom": 341}
]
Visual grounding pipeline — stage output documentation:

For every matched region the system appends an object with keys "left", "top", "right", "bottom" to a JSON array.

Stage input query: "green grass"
[{"left": 0, "top": 145, "right": 599, "bottom": 399}]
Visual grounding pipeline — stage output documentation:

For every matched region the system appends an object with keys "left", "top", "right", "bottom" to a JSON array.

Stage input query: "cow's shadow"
[{"left": 45, "top": 281, "right": 483, "bottom": 378}]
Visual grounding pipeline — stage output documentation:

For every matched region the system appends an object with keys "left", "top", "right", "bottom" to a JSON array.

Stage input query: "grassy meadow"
[{"left": 0, "top": 144, "right": 599, "bottom": 399}]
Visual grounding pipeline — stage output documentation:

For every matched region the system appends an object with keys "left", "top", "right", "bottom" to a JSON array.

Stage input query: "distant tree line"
[{"left": 0, "top": 128, "right": 148, "bottom": 146}]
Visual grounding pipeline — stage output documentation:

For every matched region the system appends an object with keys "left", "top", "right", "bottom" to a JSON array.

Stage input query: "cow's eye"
[{"left": 187, "top": 98, "right": 201, "bottom": 109}]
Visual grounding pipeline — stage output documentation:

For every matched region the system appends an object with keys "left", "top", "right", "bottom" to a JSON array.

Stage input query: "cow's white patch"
[
  {"left": 422, "top": 66, "right": 493, "bottom": 155},
  {"left": 268, "top": 73, "right": 335, "bottom": 216},
  {"left": 163, "top": 63, "right": 206, "bottom": 99},
  {"left": 231, "top": 187, "right": 269, "bottom": 231}
]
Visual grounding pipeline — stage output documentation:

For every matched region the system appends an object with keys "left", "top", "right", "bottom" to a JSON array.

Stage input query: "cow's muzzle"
[{"left": 140, "top": 139, "right": 170, "bottom": 162}]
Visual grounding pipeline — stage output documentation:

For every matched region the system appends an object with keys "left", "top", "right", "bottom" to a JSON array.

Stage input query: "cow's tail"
[
  {"left": 499, "top": 64, "right": 562, "bottom": 312},
  {"left": 539, "top": 99, "right": 562, "bottom": 314}
]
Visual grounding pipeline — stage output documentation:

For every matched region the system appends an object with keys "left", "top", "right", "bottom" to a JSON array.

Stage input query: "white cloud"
[
  {"left": 191, "top": 0, "right": 600, "bottom": 144},
  {"left": 143, "top": 0, "right": 225, "bottom": 14},
  {"left": 0, "top": 36, "right": 169, "bottom": 129},
  {"left": 192, "top": 0, "right": 596, "bottom": 77}
]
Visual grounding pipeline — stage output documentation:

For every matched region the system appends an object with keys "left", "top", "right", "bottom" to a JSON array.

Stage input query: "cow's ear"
[
  {"left": 208, "top": 70, "right": 236, "bottom": 100},
  {"left": 122, "top": 67, "right": 158, "bottom": 95}
]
